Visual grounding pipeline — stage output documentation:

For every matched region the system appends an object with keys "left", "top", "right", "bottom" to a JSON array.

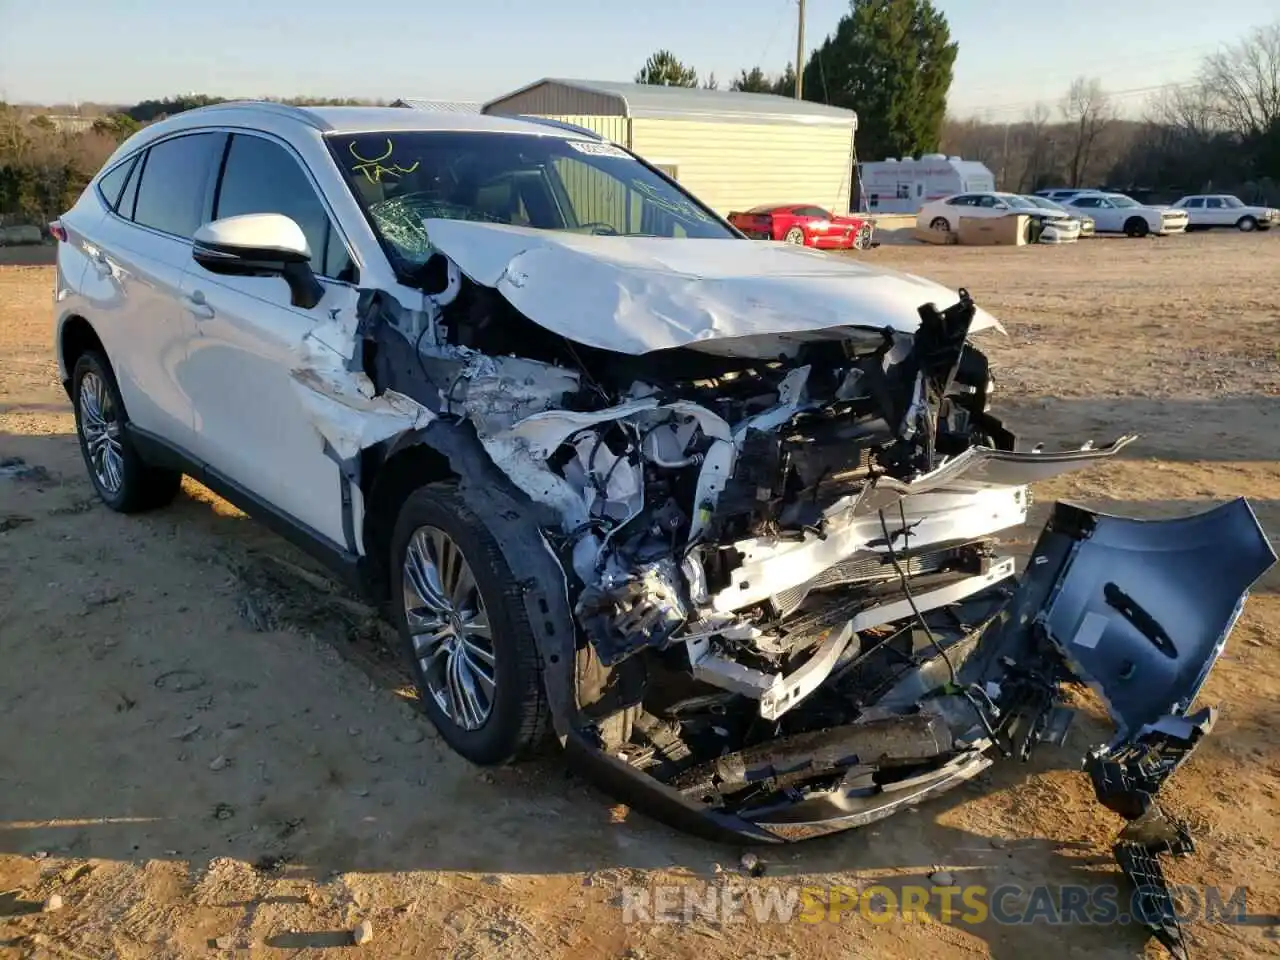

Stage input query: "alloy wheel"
[
  {"left": 402, "top": 526, "right": 496, "bottom": 731},
  {"left": 79, "top": 371, "right": 124, "bottom": 494}
]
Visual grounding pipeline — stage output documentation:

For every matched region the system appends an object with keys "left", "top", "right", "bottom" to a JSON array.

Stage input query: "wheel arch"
[
  {"left": 58, "top": 314, "right": 105, "bottom": 397},
  {"left": 360, "top": 434, "right": 458, "bottom": 606},
  {"left": 361, "top": 419, "right": 580, "bottom": 736}
]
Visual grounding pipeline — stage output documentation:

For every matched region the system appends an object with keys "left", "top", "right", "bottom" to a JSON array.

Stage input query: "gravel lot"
[{"left": 1, "top": 231, "right": 1278, "bottom": 959}]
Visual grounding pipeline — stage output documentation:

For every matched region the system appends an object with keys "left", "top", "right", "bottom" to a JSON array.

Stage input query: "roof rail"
[
  {"left": 515, "top": 115, "right": 604, "bottom": 141},
  {"left": 183, "top": 100, "right": 331, "bottom": 132}
]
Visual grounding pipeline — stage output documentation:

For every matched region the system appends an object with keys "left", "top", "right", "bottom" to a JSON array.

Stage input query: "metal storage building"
[
  {"left": 390, "top": 98, "right": 484, "bottom": 113},
  {"left": 482, "top": 78, "right": 858, "bottom": 217}
]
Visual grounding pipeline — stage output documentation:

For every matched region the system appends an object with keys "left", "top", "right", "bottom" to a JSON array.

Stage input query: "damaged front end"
[{"left": 294, "top": 220, "right": 1274, "bottom": 958}]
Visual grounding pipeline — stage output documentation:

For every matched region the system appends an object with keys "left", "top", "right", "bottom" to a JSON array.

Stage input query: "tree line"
[{"left": 942, "top": 25, "right": 1279, "bottom": 202}]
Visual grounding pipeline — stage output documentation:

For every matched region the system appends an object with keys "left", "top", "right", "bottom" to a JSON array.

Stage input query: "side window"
[
  {"left": 132, "top": 133, "right": 222, "bottom": 238},
  {"left": 977, "top": 195, "right": 1002, "bottom": 208},
  {"left": 117, "top": 155, "right": 142, "bottom": 219},
  {"left": 96, "top": 157, "right": 136, "bottom": 210},
  {"left": 947, "top": 195, "right": 973, "bottom": 206},
  {"left": 215, "top": 133, "right": 354, "bottom": 281},
  {"left": 1205, "top": 198, "right": 1223, "bottom": 209},
  {"left": 1185, "top": 198, "right": 1204, "bottom": 208},
  {"left": 794, "top": 206, "right": 827, "bottom": 218},
  {"left": 1072, "top": 197, "right": 1098, "bottom": 208}
]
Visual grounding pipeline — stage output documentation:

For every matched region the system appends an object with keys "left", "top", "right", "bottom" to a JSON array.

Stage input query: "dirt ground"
[{"left": 2, "top": 231, "right": 1278, "bottom": 960}]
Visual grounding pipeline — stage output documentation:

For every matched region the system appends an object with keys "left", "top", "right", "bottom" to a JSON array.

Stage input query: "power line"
[
  {"left": 958, "top": 79, "right": 1201, "bottom": 120},
  {"left": 755, "top": 0, "right": 795, "bottom": 70},
  {"left": 954, "top": 41, "right": 1224, "bottom": 101}
]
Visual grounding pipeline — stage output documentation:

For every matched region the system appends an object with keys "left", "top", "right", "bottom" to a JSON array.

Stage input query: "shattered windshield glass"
[{"left": 327, "top": 130, "right": 735, "bottom": 271}]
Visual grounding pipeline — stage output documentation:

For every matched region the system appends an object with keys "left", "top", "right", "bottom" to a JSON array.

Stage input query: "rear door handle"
[{"left": 182, "top": 291, "right": 214, "bottom": 320}]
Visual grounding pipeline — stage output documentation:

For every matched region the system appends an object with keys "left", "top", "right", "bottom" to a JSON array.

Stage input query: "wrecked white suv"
[{"left": 54, "top": 104, "right": 1272, "bottom": 954}]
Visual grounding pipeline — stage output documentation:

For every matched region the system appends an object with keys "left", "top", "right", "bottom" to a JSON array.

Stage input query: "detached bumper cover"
[{"left": 563, "top": 498, "right": 1275, "bottom": 953}]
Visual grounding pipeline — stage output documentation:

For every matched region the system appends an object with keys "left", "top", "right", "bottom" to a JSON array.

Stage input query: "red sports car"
[{"left": 727, "top": 203, "right": 874, "bottom": 250}]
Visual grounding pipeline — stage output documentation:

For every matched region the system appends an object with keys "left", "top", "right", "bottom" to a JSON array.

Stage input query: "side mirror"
[{"left": 192, "top": 213, "right": 324, "bottom": 309}]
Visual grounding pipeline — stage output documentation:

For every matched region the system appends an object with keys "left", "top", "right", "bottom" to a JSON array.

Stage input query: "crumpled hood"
[{"left": 423, "top": 218, "right": 1003, "bottom": 356}]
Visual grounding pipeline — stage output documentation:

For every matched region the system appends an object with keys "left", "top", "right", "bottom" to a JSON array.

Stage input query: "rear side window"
[
  {"left": 96, "top": 157, "right": 136, "bottom": 210},
  {"left": 132, "top": 133, "right": 222, "bottom": 238},
  {"left": 117, "top": 156, "right": 142, "bottom": 219},
  {"left": 215, "top": 133, "right": 353, "bottom": 281}
]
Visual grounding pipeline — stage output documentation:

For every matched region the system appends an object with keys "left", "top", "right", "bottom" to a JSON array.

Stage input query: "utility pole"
[{"left": 795, "top": 0, "right": 805, "bottom": 100}]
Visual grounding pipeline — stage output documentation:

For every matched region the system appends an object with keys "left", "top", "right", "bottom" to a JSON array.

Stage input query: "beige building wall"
[{"left": 630, "top": 118, "right": 855, "bottom": 216}]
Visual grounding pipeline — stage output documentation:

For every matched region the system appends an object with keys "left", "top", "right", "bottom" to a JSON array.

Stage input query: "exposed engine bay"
[{"left": 292, "top": 221, "right": 1276, "bottom": 959}]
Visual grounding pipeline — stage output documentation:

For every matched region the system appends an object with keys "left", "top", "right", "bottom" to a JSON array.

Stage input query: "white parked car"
[
  {"left": 50, "top": 103, "right": 1274, "bottom": 904},
  {"left": 1020, "top": 195, "right": 1096, "bottom": 237},
  {"left": 1063, "top": 192, "right": 1189, "bottom": 237},
  {"left": 1169, "top": 194, "right": 1277, "bottom": 231},
  {"left": 916, "top": 191, "right": 1083, "bottom": 242}
]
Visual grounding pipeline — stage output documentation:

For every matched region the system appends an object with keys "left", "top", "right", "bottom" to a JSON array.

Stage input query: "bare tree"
[
  {"left": 1019, "top": 102, "right": 1051, "bottom": 191},
  {"left": 1146, "top": 83, "right": 1215, "bottom": 138},
  {"left": 1060, "top": 76, "right": 1114, "bottom": 187},
  {"left": 1198, "top": 22, "right": 1280, "bottom": 136}
]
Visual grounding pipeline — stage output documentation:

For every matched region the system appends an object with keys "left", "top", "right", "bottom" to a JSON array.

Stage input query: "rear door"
[
  {"left": 178, "top": 130, "right": 361, "bottom": 549},
  {"left": 78, "top": 132, "right": 225, "bottom": 450},
  {"left": 971, "top": 195, "right": 1006, "bottom": 219},
  {"left": 1203, "top": 197, "right": 1230, "bottom": 226}
]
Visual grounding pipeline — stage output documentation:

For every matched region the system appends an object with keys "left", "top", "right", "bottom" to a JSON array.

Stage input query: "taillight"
[{"left": 49, "top": 221, "right": 68, "bottom": 243}]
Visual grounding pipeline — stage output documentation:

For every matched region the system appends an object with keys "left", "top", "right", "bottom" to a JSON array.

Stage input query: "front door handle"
[{"left": 182, "top": 291, "right": 214, "bottom": 321}]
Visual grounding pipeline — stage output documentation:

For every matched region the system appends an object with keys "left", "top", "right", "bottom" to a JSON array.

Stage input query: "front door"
[{"left": 177, "top": 131, "right": 362, "bottom": 549}]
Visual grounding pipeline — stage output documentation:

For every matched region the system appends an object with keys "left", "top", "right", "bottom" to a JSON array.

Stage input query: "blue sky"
[{"left": 1, "top": 0, "right": 1276, "bottom": 117}]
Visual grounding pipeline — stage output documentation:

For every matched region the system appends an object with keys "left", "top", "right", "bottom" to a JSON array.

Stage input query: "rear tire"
[
  {"left": 783, "top": 226, "right": 806, "bottom": 245},
  {"left": 1124, "top": 217, "right": 1150, "bottom": 238},
  {"left": 853, "top": 224, "right": 874, "bottom": 249},
  {"left": 390, "top": 483, "right": 548, "bottom": 765},
  {"left": 72, "top": 351, "right": 181, "bottom": 513},
  {"left": 929, "top": 217, "right": 951, "bottom": 233},
  {"left": 1237, "top": 216, "right": 1258, "bottom": 232}
]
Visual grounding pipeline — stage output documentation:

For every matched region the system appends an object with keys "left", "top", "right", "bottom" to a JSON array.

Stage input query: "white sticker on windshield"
[{"left": 567, "top": 140, "right": 630, "bottom": 159}]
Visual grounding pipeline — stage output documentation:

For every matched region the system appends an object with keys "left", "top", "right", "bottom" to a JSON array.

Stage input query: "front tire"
[
  {"left": 390, "top": 483, "right": 548, "bottom": 765},
  {"left": 783, "top": 226, "right": 806, "bottom": 245},
  {"left": 1237, "top": 216, "right": 1258, "bottom": 232},
  {"left": 1124, "top": 217, "right": 1150, "bottom": 238},
  {"left": 72, "top": 351, "right": 181, "bottom": 513}
]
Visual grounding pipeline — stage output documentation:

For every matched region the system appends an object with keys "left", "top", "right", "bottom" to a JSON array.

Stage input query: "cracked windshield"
[{"left": 330, "top": 130, "right": 734, "bottom": 268}]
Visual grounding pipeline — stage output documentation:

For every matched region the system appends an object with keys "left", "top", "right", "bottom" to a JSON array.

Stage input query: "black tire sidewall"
[
  {"left": 389, "top": 485, "right": 543, "bottom": 765},
  {"left": 1239, "top": 217, "right": 1257, "bottom": 232}
]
